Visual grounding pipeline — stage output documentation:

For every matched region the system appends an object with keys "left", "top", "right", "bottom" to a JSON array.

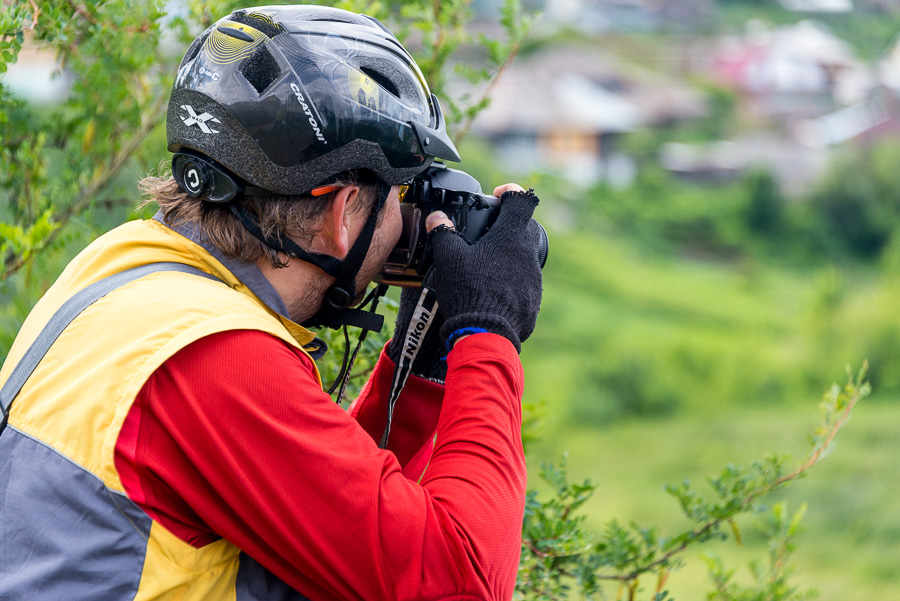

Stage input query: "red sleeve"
[
  {"left": 347, "top": 344, "right": 445, "bottom": 480},
  {"left": 114, "top": 329, "right": 525, "bottom": 601}
]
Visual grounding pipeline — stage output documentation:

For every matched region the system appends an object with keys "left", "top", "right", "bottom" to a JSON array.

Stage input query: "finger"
[
  {"left": 482, "top": 189, "right": 540, "bottom": 240},
  {"left": 425, "top": 210, "right": 454, "bottom": 233},
  {"left": 399, "top": 286, "right": 420, "bottom": 307},
  {"left": 493, "top": 183, "right": 525, "bottom": 197}
]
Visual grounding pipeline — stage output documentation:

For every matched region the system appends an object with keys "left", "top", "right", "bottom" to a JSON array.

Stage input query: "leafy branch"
[
  {"left": 1, "top": 0, "right": 173, "bottom": 281},
  {"left": 453, "top": 0, "right": 536, "bottom": 145},
  {"left": 2, "top": 90, "right": 168, "bottom": 277},
  {"left": 517, "top": 364, "right": 869, "bottom": 600},
  {"left": 392, "top": 0, "right": 536, "bottom": 145}
]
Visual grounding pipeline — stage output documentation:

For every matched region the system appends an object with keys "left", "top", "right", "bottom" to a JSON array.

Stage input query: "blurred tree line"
[{"left": 569, "top": 140, "right": 900, "bottom": 264}]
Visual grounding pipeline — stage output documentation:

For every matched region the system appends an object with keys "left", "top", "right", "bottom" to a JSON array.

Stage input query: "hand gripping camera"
[{"left": 376, "top": 163, "right": 550, "bottom": 287}]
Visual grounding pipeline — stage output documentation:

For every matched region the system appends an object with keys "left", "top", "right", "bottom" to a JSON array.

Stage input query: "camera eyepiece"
[{"left": 376, "top": 164, "right": 549, "bottom": 287}]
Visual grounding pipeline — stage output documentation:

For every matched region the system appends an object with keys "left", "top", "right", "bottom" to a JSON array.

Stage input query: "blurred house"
[
  {"left": 467, "top": 45, "right": 706, "bottom": 187},
  {"left": 660, "top": 141, "right": 743, "bottom": 183},
  {"left": 876, "top": 32, "right": 900, "bottom": 91},
  {"left": 660, "top": 133, "right": 831, "bottom": 194},
  {"left": 1, "top": 45, "right": 72, "bottom": 104},
  {"left": 794, "top": 87, "right": 899, "bottom": 146},
  {"left": 713, "top": 20, "right": 867, "bottom": 123},
  {"left": 779, "top": 0, "right": 854, "bottom": 12},
  {"left": 660, "top": 21, "right": 900, "bottom": 192},
  {"left": 475, "top": 0, "right": 714, "bottom": 33}
]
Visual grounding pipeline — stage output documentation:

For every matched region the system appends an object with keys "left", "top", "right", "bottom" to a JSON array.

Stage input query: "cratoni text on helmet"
[{"left": 290, "top": 83, "right": 327, "bottom": 145}]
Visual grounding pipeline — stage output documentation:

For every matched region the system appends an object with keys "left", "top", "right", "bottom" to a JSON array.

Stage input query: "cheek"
[{"left": 385, "top": 200, "right": 403, "bottom": 248}]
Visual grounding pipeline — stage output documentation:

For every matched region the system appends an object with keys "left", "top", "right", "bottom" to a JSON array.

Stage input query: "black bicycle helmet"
[{"left": 167, "top": 5, "right": 459, "bottom": 200}]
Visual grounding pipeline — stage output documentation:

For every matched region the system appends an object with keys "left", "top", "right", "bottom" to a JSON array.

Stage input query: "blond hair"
[{"left": 138, "top": 171, "right": 379, "bottom": 268}]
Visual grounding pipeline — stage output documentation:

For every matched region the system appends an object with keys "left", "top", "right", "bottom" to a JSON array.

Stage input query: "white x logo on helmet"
[{"left": 180, "top": 105, "right": 221, "bottom": 134}]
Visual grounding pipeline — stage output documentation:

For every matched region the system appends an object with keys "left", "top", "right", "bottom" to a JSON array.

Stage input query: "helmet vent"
[
  {"left": 241, "top": 45, "right": 282, "bottom": 94},
  {"left": 309, "top": 17, "right": 356, "bottom": 23},
  {"left": 182, "top": 30, "right": 211, "bottom": 65},
  {"left": 230, "top": 10, "right": 285, "bottom": 38},
  {"left": 360, "top": 66, "right": 400, "bottom": 99}
]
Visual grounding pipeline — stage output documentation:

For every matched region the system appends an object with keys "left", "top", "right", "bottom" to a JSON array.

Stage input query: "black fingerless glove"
[
  {"left": 386, "top": 287, "right": 447, "bottom": 381},
  {"left": 428, "top": 189, "right": 543, "bottom": 353}
]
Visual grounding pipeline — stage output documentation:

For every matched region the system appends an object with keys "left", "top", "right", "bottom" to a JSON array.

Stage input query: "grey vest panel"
[
  {"left": 0, "top": 426, "right": 151, "bottom": 600},
  {"left": 236, "top": 553, "right": 314, "bottom": 601},
  {"left": 1, "top": 430, "right": 317, "bottom": 601}
]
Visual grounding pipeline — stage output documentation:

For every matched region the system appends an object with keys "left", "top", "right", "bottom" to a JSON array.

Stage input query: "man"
[{"left": 0, "top": 6, "right": 542, "bottom": 601}]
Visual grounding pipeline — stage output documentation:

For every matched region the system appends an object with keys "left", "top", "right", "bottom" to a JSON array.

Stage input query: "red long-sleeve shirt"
[{"left": 114, "top": 329, "right": 526, "bottom": 601}]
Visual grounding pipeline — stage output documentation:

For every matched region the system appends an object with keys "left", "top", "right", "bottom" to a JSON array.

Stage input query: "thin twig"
[
  {"left": 27, "top": 0, "right": 41, "bottom": 30},
  {"left": 68, "top": 0, "right": 98, "bottom": 25},
  {"left": 592, "top": 383, "right": 863, "bottom": 584},
  {"left": 523, "top": 539, "right": 601, "bottom": 564},
  {"left": 524, "top": 539, "right": 549, "bottom": 559},
  {"left": 66, "top": 0, "right": 151, "bottom": 33},
  {"left": 774, "top": 396, "right": 855, "bottom": 488},
  {"left": 454, "top": 43, "right": 519, "bottom": 146}
]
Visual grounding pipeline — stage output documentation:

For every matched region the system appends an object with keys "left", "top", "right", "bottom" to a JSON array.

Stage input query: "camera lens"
[{"left": 536, "top": 222, "right": 549, "bottom": 268}]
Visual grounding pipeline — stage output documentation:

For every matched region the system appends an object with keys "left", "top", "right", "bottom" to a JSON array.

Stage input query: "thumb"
[
  {"left": 479, "top": 190, "right": 540, "bottom": 245},
  {"left": 425, "top": 210, "right": 454, "bottom": 233}
]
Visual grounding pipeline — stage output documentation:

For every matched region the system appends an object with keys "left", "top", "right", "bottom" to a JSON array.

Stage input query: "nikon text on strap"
[{"left": 380, "top": 275, "right": 439, "bottom": 448}]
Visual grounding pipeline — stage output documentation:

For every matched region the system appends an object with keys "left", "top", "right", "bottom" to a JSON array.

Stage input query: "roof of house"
[{"left": 467, "top": 45, "right": 705, "bottom": 135}]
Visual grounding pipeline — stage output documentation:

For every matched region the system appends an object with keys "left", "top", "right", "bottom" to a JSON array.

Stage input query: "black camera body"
[{"left": 376, "top": 163, "right": 548, "bottom": 287}]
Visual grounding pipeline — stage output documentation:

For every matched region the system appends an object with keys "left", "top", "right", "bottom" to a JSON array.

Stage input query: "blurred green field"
[
  {"left": 523, "top": 224, "right": 884, "bottom": 415},
  {"left": 520, "top": 224, "right": 900, "bottom": 599}
]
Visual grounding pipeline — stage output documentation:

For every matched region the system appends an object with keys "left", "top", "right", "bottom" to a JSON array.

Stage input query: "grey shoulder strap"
[{"left": 0, "top": 262, "right": 221, "bottom": 435}]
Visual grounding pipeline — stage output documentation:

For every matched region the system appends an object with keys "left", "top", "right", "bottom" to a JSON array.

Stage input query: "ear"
[{"left": 316, "top": 185, "right": 360, "bottom": 259}]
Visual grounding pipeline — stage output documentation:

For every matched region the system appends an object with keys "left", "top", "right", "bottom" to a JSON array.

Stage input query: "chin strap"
[
  {"left": 327, "top": 283, "right": 388, "bottom": 406},
  {"left": 306, "top": 182, "right": 390, "bottom": 331},
  {"left": 229, "top": 183, "right": 391, "bottom": 333},
  {"left": 229, "top": 204, "right": 343, "bottom": 276},
  {"left": 229, "top": 183, "right": 392, "bottom": 404}
]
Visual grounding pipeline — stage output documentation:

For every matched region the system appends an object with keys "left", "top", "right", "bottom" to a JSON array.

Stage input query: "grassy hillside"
[
  {"left": 519, "top": 223, "right": 900, "bottom": 599},
  {"left": 521, "top": 224, "right": 876, "bottom": 420}
]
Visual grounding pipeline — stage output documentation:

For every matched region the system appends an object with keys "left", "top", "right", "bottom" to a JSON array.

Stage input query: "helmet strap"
[
  {"left": 228, "top": 183, "right": 391, "bottom": 332},
  {"left": 308, "top": 182, "right": 390, "bottom": 331}
]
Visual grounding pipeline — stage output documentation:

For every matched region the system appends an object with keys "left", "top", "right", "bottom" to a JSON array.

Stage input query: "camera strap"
[{"left": 379, "top": 274, "right": 439, "bottom": 449}]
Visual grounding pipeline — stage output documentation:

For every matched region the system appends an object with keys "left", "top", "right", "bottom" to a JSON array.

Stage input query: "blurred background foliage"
[{"left": 2, "top": 0, "right": 899, "bottom": 599}]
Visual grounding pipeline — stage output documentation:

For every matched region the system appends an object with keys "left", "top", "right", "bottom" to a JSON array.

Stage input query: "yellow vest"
[{"left": 0, "top": 219, "right": 318, "bottom": 600}]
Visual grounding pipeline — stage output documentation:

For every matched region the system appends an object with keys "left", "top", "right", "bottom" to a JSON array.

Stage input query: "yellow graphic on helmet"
[
  {"left": 348, "top": 68, "right": 381, "bottom": 111},
  {"left": 245, "top": 12, "right": 279, "bottom": 28},
  {"left": 203, "top": 20, "right": 269, "bottom": 65}
]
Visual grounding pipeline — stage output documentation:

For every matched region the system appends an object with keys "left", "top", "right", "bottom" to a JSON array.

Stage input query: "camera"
[{"left": 375, "top": 163, "right": 549, "bottom": 287}]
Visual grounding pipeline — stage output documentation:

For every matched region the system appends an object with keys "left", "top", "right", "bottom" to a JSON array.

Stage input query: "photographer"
[{"left": 0, "top": 6, "right": 542, "bottom": 601}]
